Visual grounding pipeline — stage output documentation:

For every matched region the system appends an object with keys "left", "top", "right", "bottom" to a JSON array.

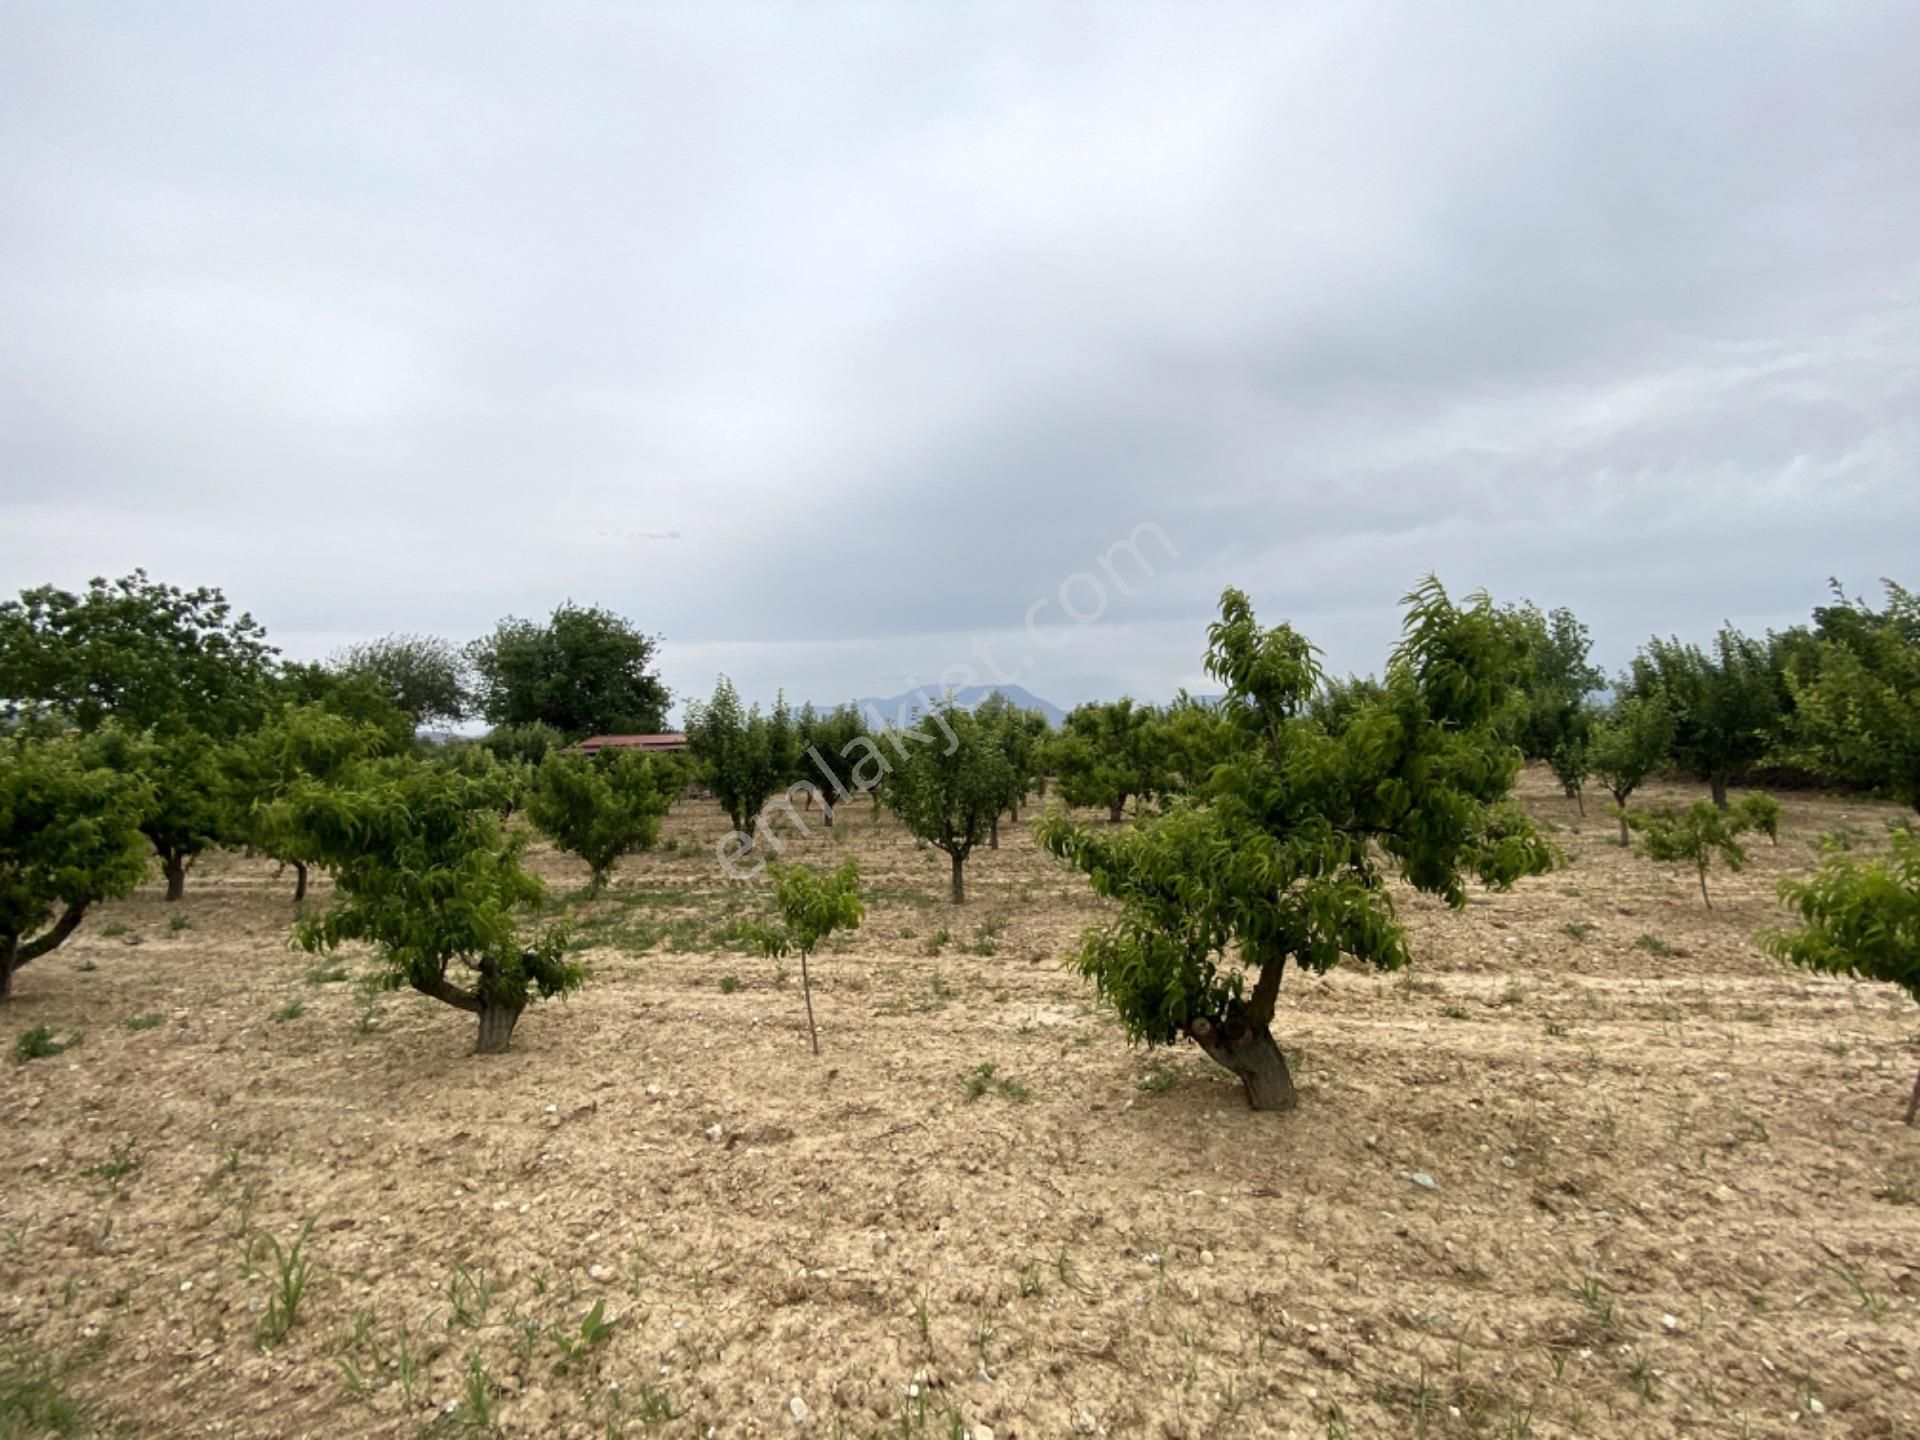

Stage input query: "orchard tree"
[
  {"left": 481, "top": 722, "right": 568, "bottom": 768},
  {"left": 1784, "top": 579, "right": 1920, "bottom": 813},
  {"left": 1, "top": 732, "right": 152, "bottom": 1001},
  {"left": 278, "top": 663, "right": 415, "bottom": 752},
  {"left": 526, "top": 749, "right": 671, "bottom": 896},
  {"left": 1629, "top": 628, "right": 1787, "bottom": 808},
  {"left": 276, "top": 757, "right": 580, "bottom": 1053},
  {"left": 0, "top": 572, "right": 277, "bottom": 898},
  {"left": 1548, "top": 718, "right": 1592, "bottom": 815},
  {"left": 331, "top": 633, "right": 470, "bottom": 730},
  {"left": 747, "top": 859, "right": 865, "bottom": 1054},
  {"left": 1156, "top": 691, "right": 1233, "bottom": 798},
  {"left": 223, "top": 704, "right": 392, "bottom": 901},
  {"left": 1626, "top": 798, "right": 1761, "bottom": 909},
  {"left": 467, "top": 603, "right": 669, "bottom": 739},
  {"left": 881, "top": 703, "right": 1011, "bottom": 904},
  {"left": 1506, "top": 602, "right": 1605, "bottom": 762},
  {"left": 1589, "top": 691, "right": 1676, "bottom": 844},
  {"left": 798, "top": 704, "right": 869, "bottom": 827},
  {"left": 976, "top": 693, "right": 1048, "bottom": 846},
  {"left": 1051, "top": 698, "right": 1161, "bottom": 823},
  {"left": 1039, "top": 581, "right": 1554, "bottom": 1111},
  {"left": 1766, "top": 825, "right": 1920, "bottom": 1122},
  {"left": 92, "top": 728, "right": 229, "bottom": 901},
  {"left": 685, "top": 677, "right": 781, "bottom": 836}
]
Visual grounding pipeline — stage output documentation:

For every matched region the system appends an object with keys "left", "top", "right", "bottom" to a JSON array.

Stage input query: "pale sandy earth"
[{"left": 3, "top": 770, "right": 1917, "bottom": 1438}]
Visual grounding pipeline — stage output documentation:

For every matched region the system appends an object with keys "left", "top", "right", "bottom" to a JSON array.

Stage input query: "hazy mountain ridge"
[{"left": 847, "top": 684, "right": 1067, "bottom": 727}]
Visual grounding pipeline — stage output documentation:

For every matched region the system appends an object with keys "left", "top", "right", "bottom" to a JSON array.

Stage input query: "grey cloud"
[{"left": 3, "top": 2, "right": 1917, "bottom": 711}]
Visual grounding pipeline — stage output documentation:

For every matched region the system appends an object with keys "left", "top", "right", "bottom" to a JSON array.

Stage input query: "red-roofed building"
[{"left": 575, "top": 732, "right": 688, "bottom": 755}]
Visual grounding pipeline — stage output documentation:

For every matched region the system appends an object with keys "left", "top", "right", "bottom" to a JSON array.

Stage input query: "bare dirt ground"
[{"left": 4, "top": 770, "right": 1918, "bottom": 1439}]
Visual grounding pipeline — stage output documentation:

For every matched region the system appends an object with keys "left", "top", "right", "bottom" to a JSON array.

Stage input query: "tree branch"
[
  {"left": 1247, "top": 951, "right": 1287, "bottom": 1028},
  {"left": 16, "top": 904, "right": 89, "bottom": 965},
  {"left": 419, "top": 975, "right": 482, "bottom": 1012}
]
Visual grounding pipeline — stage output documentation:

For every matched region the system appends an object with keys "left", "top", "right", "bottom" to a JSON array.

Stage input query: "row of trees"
[
  {"left": 1510, "top": 584, "right": 1920, "bottom": 823},
  {"left": 0, "top": 573, "right": 684, "bottom": 1042}
]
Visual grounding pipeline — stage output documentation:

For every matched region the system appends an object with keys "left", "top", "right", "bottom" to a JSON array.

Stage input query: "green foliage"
[
  {"left": 245, "top": 1220, "right": 317, "bottom": 1349},
  {"left": 1784, "top": 580, "right": 1920, "bottom": 812},
  {"left": 1766, "top": 825, "right": 1920, "bottom": 1119},
  {"left": 1588, "top": 692, "right": 1676, "bottom": 839},
  {"left": 274, "top": 755, "right": 581, "bottom": 1051},
  {"left": 1304, "top": 673, "right": 1387, "bottom": 736},
  {"left": 221, "top": 703, "right": 393, "bottom": 894},
  {"left": 0, "top": 1346, "right": 93, "bottom": 1436},
  {"left": 1039, "top": 580, "right": 1553, "bottom": 1106},
  {"left": 796, "top": 703, "right": 870, "bottom": 814},
  {"left": 551, "top": 1300, "right": 617, "bottom": 1369},
  {"left": 480, "top": 721, "right": 567, "bottom": 768},
  {"left": 466, "top": 602, "right": 668, "bottom": 740},
  {"left": 526, "top": 749, "right": 671, "bottom": 895},
  {"left": 0, "top": 572, "right": 280, "bottom": 899},
  {"left": 1626, "top": 798, "right": 1761, "bottom": 908},
  {"left": 975, "top": 692, "right": 1051, "bottom": 823},
  {"left": 1628, "top": 628, "right": 1788, "bottom": 805},
  {"left": 329, "top": 633, "right": 469, "bottom": 729},
  {"left": 1049, "top": 698, "right": 1161, "bottom": 822},
  {"left": 1, "top": 731, "right": 152, "bottom": 999},
  {"left": 13, "top": 1024, "right": 66, "bottom": 1062},
  {"left": 880, "top": 704, "right": 1011, "bottom": 903},
  {"left": 1738, "top": 791, "right": 1782, "bottom": 844},
  {"left": 1504, "top": 602, "right": 1605, "bottom": 762},
  {"left": 0, "top": 570, "right": 276, "bottom": 736},
  {"left": 1767, "top": 826, "right": 1919, "bottom": 1002},
  {"left": 685, "top": 676, "right": 786, "bottom": 835},
  {"left": 748, "top": 859, "right": 864, "bottom": 1053},
  {"left": 1154, "top": 691, "right": 1233, "bottom": 798},
  {"left": 276, "top": 662, "right": 417, "bottom": 752}
]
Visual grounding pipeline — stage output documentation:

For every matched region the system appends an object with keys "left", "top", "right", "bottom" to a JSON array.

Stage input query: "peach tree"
[
  {"left": 526, "top": 749, "right": 672, "bottom": 896},
  {"left": 1767, "top": 824, "right": 1920, "bottom": 1122},
  {"left": 1, "top": 731, "right": 152, "bottom": 1002},
  {"left": 1038, "top": 582, "right": 1553, "bottom": 1111},
  {"left": 747, "top": 859, "right": 864, "bottom": 1054},
  {"left": 275, "top": 756, "right": 579, "bottom": 1053}
]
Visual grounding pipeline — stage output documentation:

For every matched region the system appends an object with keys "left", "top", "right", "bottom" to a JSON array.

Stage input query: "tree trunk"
[
  {"left": 0, "top": 939, "right": 15, "bottom": 1003},
  {"left": 1107, "top": 800, "right": 1124, "bottom": 824},
  {"left": 989, "top": 813, "right": 999, "bottom": 850},
  {"left": 799, "top": 948, "right": 820, "bottom": 1055},
  {"left": 162, "top": 851, "right": 187, "bottom": 902},
  {"left": 949, "top": 852, "right": 966, "bottom": 905},
  {"left": 1009, "top": 801, "right": 1019, "bottom": 824},
  {"left": 292, "top": 861, "right": 308, "bottom": 904},
  {"left": 1710, "top": 773, "right": 1729, "bottom": 809},
  {"left": 475, "top": 1003, "right": 523, "bottom": 1054},
  {"left": 1617, "top": 813, "right": 1630, "bottom": 847},
  {"left": 1189, "top": 1010, "right": 1297, "bottom": 1111},
  {"left": 823, "top": 801, "right": 834, "bottom": 829},
  {"left": 1574, "top": 789, "right": 1585, "bottom": 817},
  {"left": 1697, "top": 863, "right": 1712, "bottom": 910}
]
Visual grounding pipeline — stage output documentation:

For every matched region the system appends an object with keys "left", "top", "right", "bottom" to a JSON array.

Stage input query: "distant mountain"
[{"left": 850, "top": 684, "right": 1066, "bottom": 727}]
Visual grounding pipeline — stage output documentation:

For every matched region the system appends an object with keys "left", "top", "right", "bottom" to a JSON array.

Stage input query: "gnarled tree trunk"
[
  {"left": 161, "top": 851, "right": 188, "bottom": 902},
  {"left": 1187, "top": 956, "right": 1297, "bottom": 1111},
  {"left": 1, "top": 905, "right": 89, "bottom": 1003},
  {"left": 475, "top": 1003, "right": 523, "bottom": 1054},
  {"left": 1709, "top": 773, "right": 1729, "bottom": 809},
  {"left": 292, "top": 861, "right": 308, "bottom": 904},
  {"left": 948, "top": 851, "right": 966, "bottom": 905},
  {"left": 1107, "top": 800, "right": 1125, "bottom": 824}
]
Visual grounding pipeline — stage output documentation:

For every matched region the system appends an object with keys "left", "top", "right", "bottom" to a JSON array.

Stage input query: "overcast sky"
[{"left": 3, "top": 3, "right": 1916, "bottom": 719}]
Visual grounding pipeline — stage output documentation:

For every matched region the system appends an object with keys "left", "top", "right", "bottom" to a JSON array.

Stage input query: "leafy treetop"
[
  {"left": 1, "top": 731, "right": 153, "bottom": 1000},
  {"left": 467, "top": 603, "right": 668, "bottom": 740},
  {"left": 1039, "top": 579, "right": 1554, "bottom": 1110}
]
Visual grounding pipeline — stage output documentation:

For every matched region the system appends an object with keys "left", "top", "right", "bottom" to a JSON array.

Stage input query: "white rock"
[
  {"left": 789, "top": 1396, "right": 809, "bottom": 1425},
  {"left": 973, "top": 1427, "right": 995, "bottom": 1440},
  {"left": 588, "top": 1264, "right": 611, "bottom": 1281},
  {"left": 705, "top": 1123, "right": 724, "bottom": 1141},
  {"left": 1402, "top": 1171, "right": 1438, "bottom": 1191},
  {"left": 1662, "top": 1313, "right": 1678, "bottom": 1331}
]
